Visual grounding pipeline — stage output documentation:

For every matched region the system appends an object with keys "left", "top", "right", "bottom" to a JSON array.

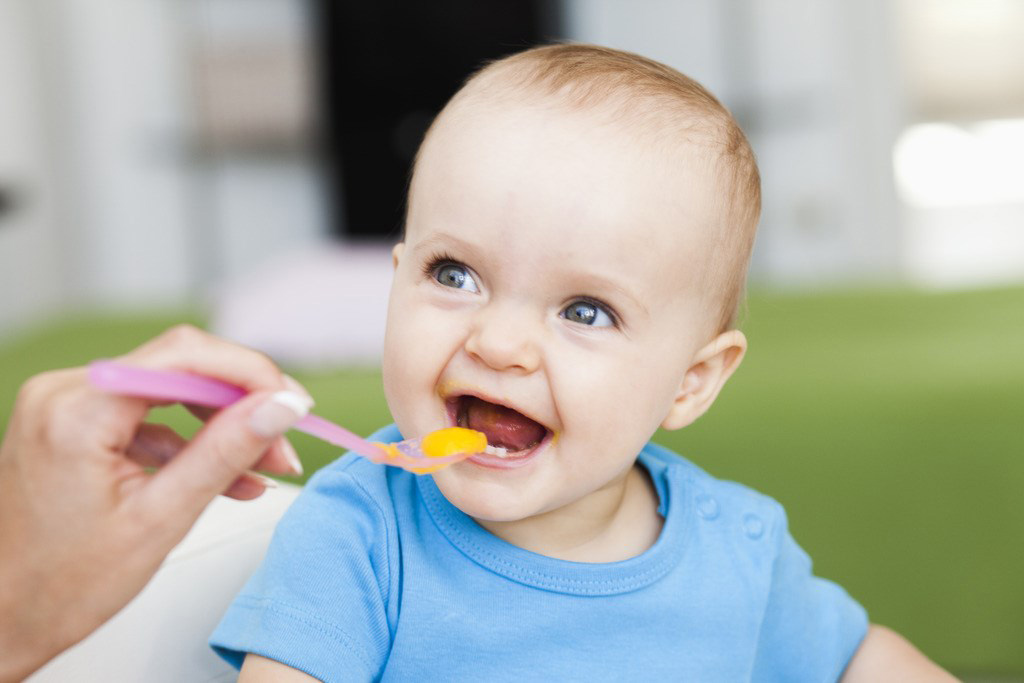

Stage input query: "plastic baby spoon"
[{"left": 87, "top": 360, "right": 486, "bottom": 473}]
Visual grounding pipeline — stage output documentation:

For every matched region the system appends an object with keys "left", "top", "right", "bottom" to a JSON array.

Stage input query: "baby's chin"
[{"left": 430, "top": 469, "right": 541, "bottom": 523}]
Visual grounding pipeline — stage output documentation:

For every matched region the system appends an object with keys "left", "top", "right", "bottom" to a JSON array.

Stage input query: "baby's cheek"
[
  {"left": 384, "top": 308, "right": 464, "bottom": 431},
  {"left": 590, "top": 362, "right": 671, "bottom": 441},
  {"left": 382, "top": 330, "right": 424, "bottom": 417},
  {"left": 559, "top": 364, "right": 631, "bottom": 434}
]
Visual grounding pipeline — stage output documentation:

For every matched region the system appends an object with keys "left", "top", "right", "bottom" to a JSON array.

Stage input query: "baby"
[{"left": 211, "top": 44, "right": 949, "bottom": 680}]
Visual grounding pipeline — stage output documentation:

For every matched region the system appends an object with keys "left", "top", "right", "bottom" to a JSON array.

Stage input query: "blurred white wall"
[
  {"left": 0, "top": 0, "right": 327, "bottom": 339},
  {"left": 187, "top": 0, "right": 325, "bottom": 284},
  {"left": 49, "top": 0, "right": 194, "bottom": 307},
  {"left": 0, "top": 0, "right": 65, "bottom": 333},
  {"left": 564, "top": 0, "right": 905, "bottom": 286}
]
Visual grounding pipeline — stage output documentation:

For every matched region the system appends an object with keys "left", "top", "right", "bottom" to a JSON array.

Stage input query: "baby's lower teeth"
[{"left": 484, "top": 445, "right": 510, "bottom": 458}]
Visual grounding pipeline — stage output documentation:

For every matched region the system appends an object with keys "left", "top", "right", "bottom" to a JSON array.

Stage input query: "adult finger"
[
  {"left": 183, "top": 375, "right": 308, "bottom": 423},
  {"left": 185, "top": 405, "right": 305, "bottom": 476},
  {"left": 119, "top": 324, "right": 304, "bottom": 395},
  {"left": 125, "top": 423, "right": 187, "bottom": 469},
  {"left": 184, "top": 403, "right": 216, "bottom": 422},
  {"left": 184, "top": 403, "right": 302, "bottom": 476},
  {"left": 138, "top": 389, "right": 312, "bottom": 530},
  {"left": 250, "top": 438, "right": 303, "bottom": 477},
  {"left": 16, "top": 368, "right": 151, "bottom": 462},
  {"left": 222, "top": 472, "right": 277, "bottom": 501},
  {"left": 126, "top": 423, "right": 293, "bottom": 500}
]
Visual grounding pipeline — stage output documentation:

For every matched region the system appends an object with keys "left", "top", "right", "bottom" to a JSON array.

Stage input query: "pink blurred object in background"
[{"left": 210, "top": 245, "right": 393, "bottom": 369}]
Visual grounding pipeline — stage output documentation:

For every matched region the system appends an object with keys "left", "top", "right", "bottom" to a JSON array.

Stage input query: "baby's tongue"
[{"left": 463, "top": 397, "right": 545, "bottom": 452}]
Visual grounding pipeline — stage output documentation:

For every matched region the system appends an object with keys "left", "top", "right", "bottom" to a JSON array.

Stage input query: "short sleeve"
[
  {"left": 751, "top": 509, "right": 869, "bottom": 681},
  {"left": 210, "top": 462, "right": 395, "bottom": 681}
]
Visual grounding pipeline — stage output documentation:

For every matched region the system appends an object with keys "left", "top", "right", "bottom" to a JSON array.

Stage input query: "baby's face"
[{"left": 383, "top": 101, "right": 723, "bottom": 523}]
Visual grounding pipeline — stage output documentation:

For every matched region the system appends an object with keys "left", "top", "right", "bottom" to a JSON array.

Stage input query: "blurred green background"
[{"left": 1, "top": 285, "right": 1022, "bottom": 678}]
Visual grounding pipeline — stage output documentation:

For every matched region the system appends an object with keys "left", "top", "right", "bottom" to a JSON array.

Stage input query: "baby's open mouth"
[{"left": 453, "top": 396, "right": 548, "bottom": 457}]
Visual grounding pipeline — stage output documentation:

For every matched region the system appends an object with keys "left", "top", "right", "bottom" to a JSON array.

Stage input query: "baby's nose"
[{"left": 464, "top": 302, "right": 541, "bottom": 373}]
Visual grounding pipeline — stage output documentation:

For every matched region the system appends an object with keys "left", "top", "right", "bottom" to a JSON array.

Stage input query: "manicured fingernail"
[
  {"left": 247, "top": 471, "right": 279, "bottom": 489},
  {"left": 280, "top": 438, "right": 304, "bottom": 476},
  {"left": 249, "top": 391, "right": 312, "bottom": 437},
  {"left": 283, "top": 374, "right": 314, "bottom": 403}
]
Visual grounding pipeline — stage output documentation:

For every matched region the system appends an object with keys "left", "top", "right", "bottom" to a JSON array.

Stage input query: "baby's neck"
[{"left": 475, "top": 463, "right": 663, "bottom": 563}]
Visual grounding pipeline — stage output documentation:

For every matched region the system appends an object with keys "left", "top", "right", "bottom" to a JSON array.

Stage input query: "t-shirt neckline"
[{"left": 415, "top": 447, "right": 691, "bottom": 596}]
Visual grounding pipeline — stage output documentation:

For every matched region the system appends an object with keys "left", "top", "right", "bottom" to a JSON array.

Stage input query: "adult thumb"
[{"left": 141, "top": 390, "right": 312, "bottom": 527}]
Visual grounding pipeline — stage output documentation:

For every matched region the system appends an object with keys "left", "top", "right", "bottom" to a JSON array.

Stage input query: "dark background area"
[{"left": 313, "top": 0, "right": 564, "bottom": 240}]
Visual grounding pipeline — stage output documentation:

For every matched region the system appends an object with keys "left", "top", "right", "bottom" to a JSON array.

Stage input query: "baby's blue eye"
[
  {"left": 434, "top": 264, "right": 479, "bottom": 293},
  {"left": 562, "top": 300, "right": 614, "bottom": 328}
]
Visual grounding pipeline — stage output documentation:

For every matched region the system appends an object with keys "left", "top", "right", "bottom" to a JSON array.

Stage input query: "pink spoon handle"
[
  {"left": 293, "top": 413, "right": 388, "bottom": 461},
  {"left": 87, "top": 360, "right": 387, "bottom": 461}
]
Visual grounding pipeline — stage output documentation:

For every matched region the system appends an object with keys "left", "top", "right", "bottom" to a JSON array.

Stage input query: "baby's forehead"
[
  {"left": 420, "top": 95, "right": 727, "bottom": 221},
  {"left": 425, "top": 93, "right": 728, "bottom": 213},
  {"left": 446, "top": 80, "right": 727, "bottom": 153},
  {"left": 413, "top": 106, "right": 722, "bottom": 266}
]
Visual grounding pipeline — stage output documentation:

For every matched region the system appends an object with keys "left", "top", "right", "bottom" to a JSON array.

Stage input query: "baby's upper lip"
[{"left": 442, "top": 387, "right": 552, "bottom": 432}]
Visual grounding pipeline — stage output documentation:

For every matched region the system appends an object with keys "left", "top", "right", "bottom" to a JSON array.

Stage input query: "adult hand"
[{"left": 0, "top": 325, "right": 312, "bottom": 682}]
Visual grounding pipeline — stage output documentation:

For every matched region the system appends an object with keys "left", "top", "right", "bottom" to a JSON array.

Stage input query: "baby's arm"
[
  {"left": 841, "top": 625, "right": 958, "bottom": 682},
  {"left": 239, "top": 653, "right": 322, "bottom": 682}
]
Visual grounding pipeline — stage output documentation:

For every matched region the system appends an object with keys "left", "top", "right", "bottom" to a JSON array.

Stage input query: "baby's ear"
[
  {"left": 391, "top": 242, "right": 405, "bottom": 269},
  {"left": 661, "top": 330, "right": 747, "bottom": 431}
]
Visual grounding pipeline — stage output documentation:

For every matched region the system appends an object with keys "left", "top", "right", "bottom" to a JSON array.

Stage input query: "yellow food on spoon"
[
  {"left": 421, "top": 427, "right": 487, "bottom": 459},
  {"left": 375, "top": 427, "right": 487, "bottom": 474},
  {"left": 413, "top": 427, "right": 488, "bottom": 473}
]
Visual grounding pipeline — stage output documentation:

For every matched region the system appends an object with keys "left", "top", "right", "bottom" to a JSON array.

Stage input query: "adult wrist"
[
  {"left": 0, "top": 583, "right": 60, "bottom": 683},
  {"left": 0, "top": 523, "right": 75, "bottom": 681}
]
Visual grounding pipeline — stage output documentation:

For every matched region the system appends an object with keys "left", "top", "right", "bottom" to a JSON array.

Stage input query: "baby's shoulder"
[
  {"left": 641, "top": 441, "right": 789, "bottom": 546},
  {"left": 308, "top": 450, "right": 393, "bottom": 496},
  {"left": 300, "top": 451, "right": 415, "bottom": 520},
  {"left": 284, "top": 429, "right": 421, "bottom": 548}
]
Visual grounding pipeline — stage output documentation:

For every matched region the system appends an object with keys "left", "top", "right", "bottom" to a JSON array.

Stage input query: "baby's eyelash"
[{"left": 421, "top": 251, "right": 463, "bottom": 278}]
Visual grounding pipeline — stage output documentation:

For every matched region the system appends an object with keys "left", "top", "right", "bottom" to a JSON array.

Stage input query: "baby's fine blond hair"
[{"left": 414, "top": 43, "right": 761, "bottom": 333}]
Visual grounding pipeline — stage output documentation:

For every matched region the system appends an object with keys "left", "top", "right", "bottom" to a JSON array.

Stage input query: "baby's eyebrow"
[
  {"left": 410, "top": 232, "right": 479, "bottom": 258},
  {"left": 572, "top": 273, "right": 650, "bottom": 319}
]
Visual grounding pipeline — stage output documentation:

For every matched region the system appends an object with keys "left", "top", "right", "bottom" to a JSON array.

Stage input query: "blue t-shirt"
[{"left": 211, "top": 425, "right": 867, "bottom": 681}]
